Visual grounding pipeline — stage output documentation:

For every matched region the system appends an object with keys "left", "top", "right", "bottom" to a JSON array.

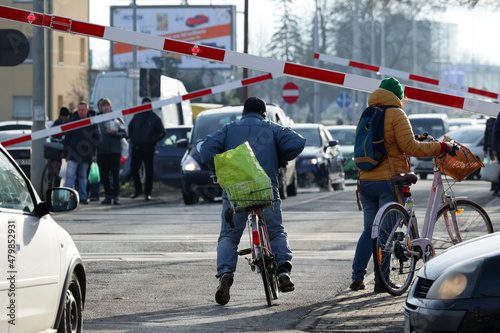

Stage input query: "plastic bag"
[
  {"left": 214, "top": 141, "right": 268, "bottom": 190},
  {"left": 120, "top": 138, "right": 129, "bottom": 159},
  {"left": 59, "top": 159, "right": 67, "bottom": 180},
  {"left": 481, "top": 161, "right": 500, "bottom": 183},
  {"left": 88, "top": 162, "right": 101, "bottom": 184}
]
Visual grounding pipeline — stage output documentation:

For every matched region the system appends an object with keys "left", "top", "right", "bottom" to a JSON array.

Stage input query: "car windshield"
[
  {"left": 0, "top": 149, "right": 34, "bottom": 212},
  {"left": 293, "top": 128, "right": 321, "bottom": 147},
  {"left": 191, "top": 111, "right": 242, "bottom": 143},
  {"left": 443, "top": 128, "right": 483, "bottom": 143},
  {"left": 158, "top": 128, "right": 192, "bottom": 147},
  {"left": 409, "top": 118, "right": 446, "bottom": 138},
  {"left": 329, "top": 128, "right": 355, "bottom": 145}
]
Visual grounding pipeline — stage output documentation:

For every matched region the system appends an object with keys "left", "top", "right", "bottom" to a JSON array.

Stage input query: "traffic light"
[
  {"left": 139, "top": 68, "right": 161, "bottom": 98},
  {"left": 0, "top": 29, "right": 30, "bottom": 66}
]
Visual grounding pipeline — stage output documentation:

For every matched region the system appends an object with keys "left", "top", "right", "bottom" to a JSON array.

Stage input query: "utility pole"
[
  {"left": 312, "top": 0, "right": 319, "bottom": 123},
  {"left": 32, "top": 0, "right": 46, "bottom": 195},
  {"left": 132, "top": 0, "right": 138, "bottom": 107},
  {"left": 243, "top": 0, "right": 248, "bottom": 101}
]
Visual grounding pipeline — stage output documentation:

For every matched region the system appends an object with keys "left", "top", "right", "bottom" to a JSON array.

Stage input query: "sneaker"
[
  {"left": 374, "top": 281, "right": 400, "bottom": 293},
  {"left": 278, "top": 272, "right": 295, "bottom": 292},
  {"left": 113, "top": 196, "right": 120, "bottom": 205},
  {"left": 215, "top": 273, "right": 233, "bottom": 305},
  {"left": 80, "top": 199, "right": 89, "bottom": 205},
  {"left": 349, "top": 280, "right": 365, "bottom": 291}
]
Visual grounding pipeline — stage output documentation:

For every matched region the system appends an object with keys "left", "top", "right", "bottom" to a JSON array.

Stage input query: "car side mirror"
[
  {"left": 195, "top": 140, "right": 205, "bottom": 153},
  {"left": 176, "top": 138, "right": 188, "bottom": 148},
  {"left": 328, "top": 140, "right": 339, "bottom": 147},
  {"left": 38, "top": 187, "right": 79, "bottom": 216}
]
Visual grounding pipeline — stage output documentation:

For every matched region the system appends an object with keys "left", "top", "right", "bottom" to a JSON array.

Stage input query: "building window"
[
  {"left": 80, "top": 38, "right": 85, "bottom": 65},
  {"left": 12, "top": 96, "right": 32, "bottom": 119},
  {"left": 58, "top": 36, "right": 64, "bottom": 64}
]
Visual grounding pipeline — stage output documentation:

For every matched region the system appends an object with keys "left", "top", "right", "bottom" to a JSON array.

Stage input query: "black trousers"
[
  {"left": 130, "top": 145, "right": 155, "bottom": 196},
  {"left": 97, "top": 153, "right": 121, "bottom": 197}
]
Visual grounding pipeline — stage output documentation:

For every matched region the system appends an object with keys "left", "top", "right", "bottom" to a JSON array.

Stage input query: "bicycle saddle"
[{"left": 391, "top": 173, "right": 418, "bottom": 186}]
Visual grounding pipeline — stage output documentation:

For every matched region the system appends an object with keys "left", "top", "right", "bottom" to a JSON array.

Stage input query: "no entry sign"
[{"left": 282, "top": 82, "right": 299, "bottom": 104}]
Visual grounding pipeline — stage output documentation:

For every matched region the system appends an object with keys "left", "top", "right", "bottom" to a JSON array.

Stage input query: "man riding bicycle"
[{"left": 200, "top": 97, "right": 305, "bottom": 305}]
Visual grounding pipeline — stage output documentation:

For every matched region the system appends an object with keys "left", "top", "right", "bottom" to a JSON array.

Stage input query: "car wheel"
[
  {"left": 287, "top": 169, "right": 298, "bottom": 197},
  {"left": 319, "top": 175, "right": 332, "bottom": 192},
  {"left": 419, "top": 173, "right": 428, "bottom": 180},
  {"left": 182, "top": 189, "right": 196, "bottom": 205},
  {"left": 278, "top": 170, "right": 287, "bottom": 199},
  {"left": 333, "top": 180, "right": 345, "bottom": 191},
  {"left": 57, "top": 272, "right": 83, "bottom": 333}
]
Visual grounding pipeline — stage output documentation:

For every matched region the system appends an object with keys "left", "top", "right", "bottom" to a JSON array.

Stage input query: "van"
[
  {"left": 407, "top": 113, "right": 449, "bottom": 179},
  {"left": 89, "top": 71, "right": 193, "bottom": 127}
]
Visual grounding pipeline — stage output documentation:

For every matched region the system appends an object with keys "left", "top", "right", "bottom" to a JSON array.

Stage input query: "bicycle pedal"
[{"left": 238, "top": 248, "right": 251, "bottom": 255}]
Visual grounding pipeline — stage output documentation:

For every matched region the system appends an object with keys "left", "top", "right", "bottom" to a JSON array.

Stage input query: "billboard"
[{"left": 111, "top": 5, "right": 235, "bottom": 70}]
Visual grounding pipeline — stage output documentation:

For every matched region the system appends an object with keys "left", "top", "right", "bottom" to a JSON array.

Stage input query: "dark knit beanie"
[
  {"left": 59, "top": 107, "right": 70, "bottom": 116},
  {"left": 243, "top": 97, "right": 266, "bottom": 115},
  {"left": 379, "top": 77, "right": 404, "bottom": 100}
]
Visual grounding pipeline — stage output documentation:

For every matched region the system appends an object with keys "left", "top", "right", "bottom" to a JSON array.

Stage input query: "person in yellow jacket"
[{"left": 350, "top": 77, "right": 453, "bottom": 293}]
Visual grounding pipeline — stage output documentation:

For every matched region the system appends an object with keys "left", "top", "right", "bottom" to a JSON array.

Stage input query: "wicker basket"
[
  {"left": 225, "top": 177, "right": 273, "bottom": 212},
  {"left": 436, "top": 136, "right": 484, "bottom": 181}
]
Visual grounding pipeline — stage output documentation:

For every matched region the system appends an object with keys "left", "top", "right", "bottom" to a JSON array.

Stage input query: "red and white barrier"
[
  {"left": 0, "top": 4, "right": 499, "bottom": 137},
  {"left": 0, "top": 73, "right": 276, "bottom": 147},
  {"left": 314, "top": 52, "right": 499, "bottom": 100}
]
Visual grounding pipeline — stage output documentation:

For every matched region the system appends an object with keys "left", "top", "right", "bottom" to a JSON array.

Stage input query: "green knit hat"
[{"left": 379, "top": 77, "right": 404, "bottom": 100}]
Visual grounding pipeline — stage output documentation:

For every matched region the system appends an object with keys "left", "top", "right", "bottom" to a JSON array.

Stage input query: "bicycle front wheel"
[
  {"left": 372, "top": 204, "right": 417, "bottom": 296},
  {"left": 433, "top": 199, "right": 493, "bottom": 254}
]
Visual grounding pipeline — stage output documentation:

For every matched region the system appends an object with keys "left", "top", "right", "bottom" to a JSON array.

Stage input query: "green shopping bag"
[
  {"left": 214, "top": 141, "right": 268, "bottom": 190},
  {"left": 88, "top": 162, "right": 101, "bottom": 184}
]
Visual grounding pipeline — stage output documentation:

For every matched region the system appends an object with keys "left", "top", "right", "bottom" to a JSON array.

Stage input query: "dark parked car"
[
  {"left": 178, "top": 104, "right": 298, "bottom": 205},
  {"left": 291, "top": 123, "right": 345, "bottom": 191},
  {"left": 405, "top": 232, "right": 500, "bottom": 333},
  {"left": 0, "top": 129, "right": 32, "bottom": 179},
  {"left": 327, "top": 125, "right": 357, "bottom": 179},
  {"left": 153, "top": 125, "right": 192, "bottom": 188}
]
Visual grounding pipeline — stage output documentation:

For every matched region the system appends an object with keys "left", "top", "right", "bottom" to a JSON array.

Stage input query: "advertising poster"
[{"left": 111, "top": 5, "right": 235, "bottom": 70}]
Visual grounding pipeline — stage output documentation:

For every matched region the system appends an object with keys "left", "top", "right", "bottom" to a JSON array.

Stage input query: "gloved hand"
[{"left": 439, "top": 141, "right": 454, "bottom": 156}]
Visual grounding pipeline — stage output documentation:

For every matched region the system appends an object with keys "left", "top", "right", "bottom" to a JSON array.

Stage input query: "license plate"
[
  {"left": 16, "top": 159, "right": 30, "bottom": 165},
  {"left": 404, "top": 310, "right": 411, "bottom": 333}
]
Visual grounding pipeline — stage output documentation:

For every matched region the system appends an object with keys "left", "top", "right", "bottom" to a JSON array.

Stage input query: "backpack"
[{"left": 354, "top": 105, "right": 397, "bottom": 171}]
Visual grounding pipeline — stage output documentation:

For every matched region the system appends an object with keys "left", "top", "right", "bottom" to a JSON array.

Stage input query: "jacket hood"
[{"left": 368, "top": 88, "right": 403, "bottom": 108}]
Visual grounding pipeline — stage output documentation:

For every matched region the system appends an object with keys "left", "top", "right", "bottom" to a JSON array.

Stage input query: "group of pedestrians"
[{"left": 55, "top": 98, "right": 165, "bottom": 205}]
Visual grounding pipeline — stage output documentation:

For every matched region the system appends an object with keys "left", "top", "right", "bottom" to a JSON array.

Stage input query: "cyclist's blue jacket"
[{"left": 200, "top": 112, "right": 305, "bottom": 199}]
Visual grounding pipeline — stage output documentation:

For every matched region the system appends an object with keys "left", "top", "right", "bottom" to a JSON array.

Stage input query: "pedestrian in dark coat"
[{"left": 128, "top": 97, "right": 165, "bottom": 200}]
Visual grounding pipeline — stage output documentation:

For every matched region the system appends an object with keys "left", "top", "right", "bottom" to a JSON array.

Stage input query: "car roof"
[
  {"left": 408, "top": 113, "right": 448, "bottom": 119},
  {"left": 326, "top": 125, "right": 356, "bottom": 130},
  {"left": 291, "top": 123, "right": 324, "bottom": 129}
]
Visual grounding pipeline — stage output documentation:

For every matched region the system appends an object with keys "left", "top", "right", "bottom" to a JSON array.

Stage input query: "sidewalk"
[{"left": 297, "top": 278, "right": 405, "bottom": 333}]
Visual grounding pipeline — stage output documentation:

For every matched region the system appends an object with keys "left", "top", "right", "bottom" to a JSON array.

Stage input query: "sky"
[{"left": 88, "top": 0, "right": 500, "bottom": 69}]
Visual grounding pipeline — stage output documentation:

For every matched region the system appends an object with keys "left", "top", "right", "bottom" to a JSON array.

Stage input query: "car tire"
[
  {"left": 319, "top": 175, "right": 332, "bottom": 192},
  {"left": 57, "top": 272, "right": 83, "bottom": 333},
  {"left": 333, "top": 180, "right": 345, "bottom": 191},
  {"left": 419, "top": 173, "right": 428, "bottom": 180},
  {"left": 182, "top": 190, "right": 196, "bottom": 205},
  {"left": 287, "top": 169, "right": 298, "bottom": 197}
]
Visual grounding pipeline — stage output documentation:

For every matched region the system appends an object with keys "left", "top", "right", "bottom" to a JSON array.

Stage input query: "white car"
[
  {"left": 0, "top": 144, "right": 84, "bottom": 333},
  {"left": 410, "top": 124, "right": 485, "bottom": 180}
]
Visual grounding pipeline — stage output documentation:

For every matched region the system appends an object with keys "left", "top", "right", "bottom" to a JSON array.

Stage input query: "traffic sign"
[
  {"left": 282, "top": 82, "right": 299, "bottom": 104},
  {"left": 336, "top": 92, "right": 351, "bottom": 108}
]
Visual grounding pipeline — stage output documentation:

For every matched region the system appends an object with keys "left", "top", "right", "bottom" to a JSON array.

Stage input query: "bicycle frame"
[{"left": 371, "top": 157, "right": 467, "bottom": 263}]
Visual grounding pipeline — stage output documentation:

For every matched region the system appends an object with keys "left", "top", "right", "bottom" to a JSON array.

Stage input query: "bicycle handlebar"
[{"left": 414, "top": 133, "right": 459, "bottom": 157}]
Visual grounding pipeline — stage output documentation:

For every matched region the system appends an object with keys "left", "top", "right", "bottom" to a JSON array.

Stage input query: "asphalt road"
[{"left": 53, "top": 178, "right": 497, "bottom": 332}]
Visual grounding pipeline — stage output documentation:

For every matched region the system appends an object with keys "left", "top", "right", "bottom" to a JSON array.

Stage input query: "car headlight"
[
  {"left": 301, "top": 157, "right": 322, "bottom": 166},
  {"left": 182, "top": 155, "right": 201, "bottom": 172},
  {"left": 426, "top": 259, "right": 483, "bottom": 299}
]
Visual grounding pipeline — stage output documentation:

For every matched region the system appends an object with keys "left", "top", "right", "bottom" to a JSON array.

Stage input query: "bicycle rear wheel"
[
  {"left": 258, "top": 257, "right": 273, "bottom": 307},
  {"left": 433, "top": 199, "right": 493, "bottom": 254},
  {"left": 372, "top": 204, "right": 417, "bottom": 296},
  {"left": 259, "top": 220, "right": 279, "bottom": 300}
]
